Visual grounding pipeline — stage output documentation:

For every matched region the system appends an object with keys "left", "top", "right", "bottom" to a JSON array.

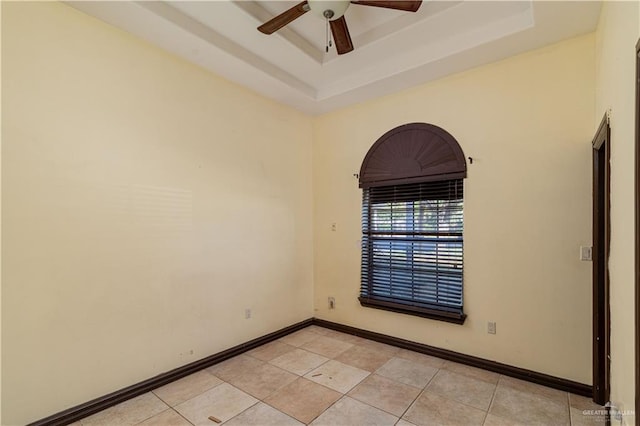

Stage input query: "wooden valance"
[{"left": 359, "top": 123, "right": 467, "bottom": 188}]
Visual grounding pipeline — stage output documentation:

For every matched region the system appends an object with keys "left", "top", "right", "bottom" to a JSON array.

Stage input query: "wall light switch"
[{"left": 580, "top": 246, "right": 593, "bottom": 261}]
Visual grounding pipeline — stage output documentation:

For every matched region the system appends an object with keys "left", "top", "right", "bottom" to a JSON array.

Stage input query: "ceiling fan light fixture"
[{"left": 308, "top": 0, "right": 351, "bottom": 21}]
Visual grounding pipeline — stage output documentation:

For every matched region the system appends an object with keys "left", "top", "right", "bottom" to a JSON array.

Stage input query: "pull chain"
[
  {"left": 326, "top": 19, "right": 328, "bottom": 52},
  {"left": 325, "top": 19, "right": 332, "bottom": 52},
  {"left": 323, "top": 9, "right": 334, "bottom": 53}
]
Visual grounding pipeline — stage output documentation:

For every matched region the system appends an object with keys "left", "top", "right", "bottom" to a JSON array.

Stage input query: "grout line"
[
  {"left": 425, "top": 368, "right": 439, "bottom": 388},
  {"left": 127, "top": 394, "right": 171, "bottom": 426},
  {"left": 346, "top": 392, "right": 402, "bottom": 420},
  {"left": 105, "top": 328, "right": 577, "bottom": 426},
  {"left": 566, "top": 392, "right": 573, "bottom": 426},
  {"left": 305, "top": 395, "right": 344, "bottom": 425},
  {"left": 222, "top": 400, "right": 260, "bottom": 425},
  {"left": 305, "top": 331, "right": 374, "bottom": 424},
  {"left": 398, "top": 383, "right": 427, "bottom": 423},
  {"left": 419, "top": 387, "right": 494, "bottom": 419},
  {"left": 171, "top": 407, "right": 194, "bottom": 426},
  {"left": 482, "top": 374, "right": 500, "bottom": 425},
  {"left": 340, "top": 394, "right": 401, "bottom": 421},
  {"left": 150, "top": 390, "right": 172, "bottom": 409},
  {"left": 394, "top": 359, "right": 440, "bottom": 423}
]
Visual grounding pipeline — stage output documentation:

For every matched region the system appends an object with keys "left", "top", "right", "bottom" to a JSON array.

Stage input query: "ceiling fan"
[{"left": 257, "top": 0, "right": 423, "bottom": 55}]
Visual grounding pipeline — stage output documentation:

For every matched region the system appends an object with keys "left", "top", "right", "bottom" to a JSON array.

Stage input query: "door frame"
[{"left": 593, "top": 113, "right": 611, "bottom": 406}]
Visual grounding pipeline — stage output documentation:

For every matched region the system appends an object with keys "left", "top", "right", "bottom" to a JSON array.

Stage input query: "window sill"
[{"left": 358, "top": 297, "right": 467, "bottom": 325}]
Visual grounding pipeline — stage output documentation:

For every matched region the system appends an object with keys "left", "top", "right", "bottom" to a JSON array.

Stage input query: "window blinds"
[{"left": 360, "top": 179, "right": 464, "bottom": 316}]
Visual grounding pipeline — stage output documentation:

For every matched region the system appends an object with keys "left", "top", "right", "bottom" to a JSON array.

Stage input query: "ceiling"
[{"left": 68, "top": 1, "right": 602, "bottom": 115}]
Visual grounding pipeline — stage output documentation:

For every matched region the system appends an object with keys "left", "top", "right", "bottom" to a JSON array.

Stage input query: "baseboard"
[
  {"left": 29, "top": 318, "right": 313, "bottom": 426},
  {"left": 312, "top": 318, "right": 592, "bottom": 397},
  {"left": 31, "top": 316, "right": 592, "bottom": 425}
]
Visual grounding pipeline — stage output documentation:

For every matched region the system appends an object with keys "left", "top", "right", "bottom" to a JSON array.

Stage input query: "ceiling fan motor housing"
[{"left": 308, "top": 0, "right": 351, "bottom": 21}]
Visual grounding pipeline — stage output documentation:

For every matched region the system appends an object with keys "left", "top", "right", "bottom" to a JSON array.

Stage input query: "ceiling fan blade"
[
  {"left": 258, "top": 1, "right": 309, "bottom": 35},
  {"left": 351, "top": 1, "right": 422, "bottom": 12},
  {"left": 330, "top": 16, "right": 354, "bottom": 55}
]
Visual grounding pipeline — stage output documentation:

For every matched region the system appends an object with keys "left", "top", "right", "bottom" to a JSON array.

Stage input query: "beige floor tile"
[
  {"left": 226, "top": 362, "right": 297, "bottom": 399},
  {"left": 279, "top": 329, "right": 322, "bottom": 347},
  {"left": 136, "top": 409, "right": 191, "bottom": 426},
  {"left": 498, "top": 376, "right": 568, "bottom": 405},
  {"left": 304, "top": 359, "right": 370, "bottom": 393},
  {"left": 427, "top": 369, "right": 497, "bottom": 410},
  {"left": 174, "top": 383, "right": 258, "bottom": 425},
  {"left": 403, "top": 391, "right": 486, "bottom": 426},
  {"left": 79, "top": 332, "right": 585, "bottom": 426},
  {"left": 570, "top": 406, "right": 607, "bottom": 426},
  {"left": 269, "top": 348, "right": 329, "bottom": 376},
  {"left": 225, "top": 402, "right": 303, "bottom": 426},
  {"left": 483, "top": 413, "right": 529, "bottom": 425},
  {"left": 375, "top": 357, "right": 438, "bottom": 389},
  {"left": 348, "top": 374, "right": 421, "bottom": 417},
  {"left": 396, "top": 420, "right": 418, "bottom": 426},
  {"left": 396, "top": 349, "right": 446, "bottom": 369},
  {"left": 334, "top": 344, "right": 395, "bottom": 372},
  {"left": 489, "top": 385, "right": 570, "bottom": 425},
  {"left": 443, "top": 361, "right": 500, "bottom": 385},
  {"left": 247, "top": 341, "right": 296, "bottom": 362},
  {"left": 301, "top": 335, "right": 354, "bottom": 358},
  {"left": 304, "top": 325, "right": 334, "bottom": 336},
  {"left": 152, "top": 371, "right": 222, "bottom": 407},
  {"left": 310, "top": 396, "right": 398, "bottom": 426},
  {"left": 81, "top": 393, "right": 168, "bottom": 425},
  {"left": 357, "top": 340, "right": 401, "bottom": 357},
  {"left": 205, "top": 355, "right": 264, "bottom": 382},
  {"left": 264, "top": 378, "right": 342, "bottom": 424},
  {"left": 321, "top": 330, "right": 369, "bottom": 345},
  {"left": 569, "top": 393, "right": 603, "bottom": 411}
]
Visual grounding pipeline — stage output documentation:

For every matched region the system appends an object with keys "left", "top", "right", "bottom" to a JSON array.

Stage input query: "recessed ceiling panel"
[{"left": 67, "top": 1, "right": 602, "bottom": 114}]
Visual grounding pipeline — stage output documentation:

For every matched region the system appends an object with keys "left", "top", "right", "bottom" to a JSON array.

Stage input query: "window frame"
[{"left": 358, "top": 123, "right": 467, "bottom": 324}]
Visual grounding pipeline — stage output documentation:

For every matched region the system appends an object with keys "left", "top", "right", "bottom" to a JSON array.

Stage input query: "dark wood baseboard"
[
  {"left": 31, "top": 316, "right": 592, "bottom": 425},
  {"left": 313, "top": 318, "right": 592, "bottom": 397},
  {"left": 29, "top": 318, "right": 313, "bottom": 426}
]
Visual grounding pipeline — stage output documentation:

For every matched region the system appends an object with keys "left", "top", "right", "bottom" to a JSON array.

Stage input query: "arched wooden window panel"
[
  {"left": 359, "top": 123, "right": 467, "bottom": 188},
  {"left": 359, "top": 123, "right": 467, "bottom": 324}
]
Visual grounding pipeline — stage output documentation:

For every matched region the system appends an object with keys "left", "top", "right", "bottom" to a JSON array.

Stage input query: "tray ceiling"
[{"left": 68, "top": 1, "right": 602, "bottom": 115}]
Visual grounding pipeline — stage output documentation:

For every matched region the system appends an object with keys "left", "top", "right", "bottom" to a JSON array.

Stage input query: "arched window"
[{"left": 359, "top": 123, "right": 467, "bottom": 324}]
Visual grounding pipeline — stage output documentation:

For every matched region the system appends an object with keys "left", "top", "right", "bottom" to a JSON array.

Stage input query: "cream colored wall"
[
  {"left": 4, "top": 1, "right": 636, "bottom": 424},
  {"left": 1, "top": 2, "right": 314, "bottom": 424},
  {"left": 313, "top": 34, "right": 595, "bottom": 384},
  {"left": 0, "top": 2, "right": 4, "bottom": 422},
  {"left": 595, "top": 2, "right": 639, "bottom": 424}
]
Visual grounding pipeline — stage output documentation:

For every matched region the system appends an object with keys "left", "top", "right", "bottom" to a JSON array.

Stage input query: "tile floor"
[{"left": 77, "top": 326, "right": 604, "bottom": 426}]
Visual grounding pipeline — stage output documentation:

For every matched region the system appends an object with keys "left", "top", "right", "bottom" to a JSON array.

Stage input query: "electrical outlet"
[
  {"left": 487, "top": 321, "right": 496, "bottom": 334},
  {"left": 245, "top": 308, "right": 251, "bottom": 319},
  {"left": 580, "top": 246, "right": 593, "bottom": 261},
  {"left": 328, "top": 297, "right": 335, "bottom": 309},
  {"left": 331, "top": 223, "right": 337, "bottom": 232}
]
